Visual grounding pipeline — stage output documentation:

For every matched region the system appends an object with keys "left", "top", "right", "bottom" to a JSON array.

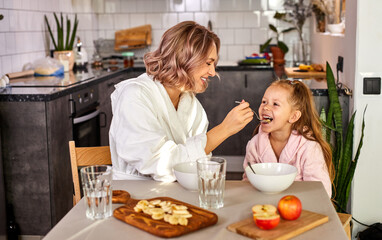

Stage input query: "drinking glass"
[
  {"left": 80, "top": 165, "right": 112, "bottom": 220},
  {"left": 197, "top": 157, "right": 226, "bottom": 209}
]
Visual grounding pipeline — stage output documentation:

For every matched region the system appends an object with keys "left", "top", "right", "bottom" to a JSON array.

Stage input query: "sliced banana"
[{"left": 133, "top": 199, "right": 193, "bottom": 225}]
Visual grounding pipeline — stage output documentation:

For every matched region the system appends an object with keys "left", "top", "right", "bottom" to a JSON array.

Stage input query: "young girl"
[{"left": 243, "top": 79, "right": 334, "bottom": 197}]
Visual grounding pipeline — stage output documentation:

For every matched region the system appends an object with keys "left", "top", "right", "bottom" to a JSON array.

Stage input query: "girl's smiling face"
[
  {"left": 192, "top": 43, "right": 218, "bottom": 93},
  {"left": 259, "top": 85, "right": 301, "bottom": 133}
]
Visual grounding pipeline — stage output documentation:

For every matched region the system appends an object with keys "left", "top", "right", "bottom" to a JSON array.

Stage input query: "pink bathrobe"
[{"left": 244, "top": 126, "right": 332, "bottom": 197}]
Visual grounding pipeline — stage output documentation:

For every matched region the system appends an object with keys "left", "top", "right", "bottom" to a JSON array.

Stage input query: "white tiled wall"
[{"left": 0, "top": 0, "right": 311, "bottom": 75}]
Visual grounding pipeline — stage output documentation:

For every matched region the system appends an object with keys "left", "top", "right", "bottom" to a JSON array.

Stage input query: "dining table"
[{"left": 43, "top": 180, "right": 348, "bottom": 240}]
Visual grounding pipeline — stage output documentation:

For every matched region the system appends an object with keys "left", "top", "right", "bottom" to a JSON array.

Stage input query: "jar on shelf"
[{"left": 122, "top": 52, "right": 134, "bottom": 68}]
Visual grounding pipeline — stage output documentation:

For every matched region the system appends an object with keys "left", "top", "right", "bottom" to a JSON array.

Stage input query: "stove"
[{"left": 9, "top": 70, "right": 95, "bottom": 87}]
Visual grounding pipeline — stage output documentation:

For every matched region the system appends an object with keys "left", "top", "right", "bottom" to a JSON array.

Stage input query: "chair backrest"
[{"left": 69, "top": 141, "right": 112, "bottom": 206}]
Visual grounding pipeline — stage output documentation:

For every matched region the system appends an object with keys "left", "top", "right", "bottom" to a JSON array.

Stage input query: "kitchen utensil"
[
  {"left": 235, "top": 101, "right": 269, "bottom": 123},
  {"left": 284, "top": 67, "right": 326, "bottom": 79},
  {"left": 6, "top": 70, "right": 35, "bottom": 79},
  {"left": 248, "top": 163, "right": 256, "bottom": 174},
  {"left": 111, "top": 190, "right": 218, "bottom": 238},
  {"left": 227, "top": 209, "right": 328, "bottom": 239}
]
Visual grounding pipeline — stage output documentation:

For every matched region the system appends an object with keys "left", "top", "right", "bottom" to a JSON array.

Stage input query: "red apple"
[
  {"left": 277, "top": 195, "right": 302, "bottom": 220},
  {"left": 252, "top": 204, "right": 280, "bottom": 230}
]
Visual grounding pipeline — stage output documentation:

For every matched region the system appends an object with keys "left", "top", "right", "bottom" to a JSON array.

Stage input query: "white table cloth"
[{"left": 44, "top": 180, "right": 348, "bottom": 240}]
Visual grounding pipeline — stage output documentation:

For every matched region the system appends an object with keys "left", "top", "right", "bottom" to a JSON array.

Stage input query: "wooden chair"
[
  {"left": 69, "top": 141, "right": 112, "bottom": 206},
  {"left": 338, "top": 212, "right": 352, "bottom": 240}
]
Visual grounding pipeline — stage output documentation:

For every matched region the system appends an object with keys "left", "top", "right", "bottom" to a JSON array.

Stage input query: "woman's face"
[{"left": 192, "top": 44, "right": 218, "bottom": 93}]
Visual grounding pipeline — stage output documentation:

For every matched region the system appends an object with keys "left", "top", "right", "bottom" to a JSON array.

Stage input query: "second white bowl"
[
  {"left": 173, "top": 161, "right": 198, "bottom": 191},
  {"left": 245, "top": 163, "right": 297, "bottom": 194}
]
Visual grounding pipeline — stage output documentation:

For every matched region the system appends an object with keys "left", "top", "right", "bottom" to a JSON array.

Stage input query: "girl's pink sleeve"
[
  {"left": 301, "top": 142, "right": 332, "bottom": 197},
  {"left": 243, "top": 136, "right": 260, "bottom": 168}
]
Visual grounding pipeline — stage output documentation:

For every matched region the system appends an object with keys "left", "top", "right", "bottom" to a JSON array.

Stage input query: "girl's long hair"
[
  {"left": 144, "top": 21, "right": 220, "bottom": 92},
  {"left": 280, "top": 80, "right": 333, "bottom": 181}
]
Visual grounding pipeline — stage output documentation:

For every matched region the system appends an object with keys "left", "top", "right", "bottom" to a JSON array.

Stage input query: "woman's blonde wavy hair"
[{"left": 144, "top": 21, "right": 220, "bottom": 92}]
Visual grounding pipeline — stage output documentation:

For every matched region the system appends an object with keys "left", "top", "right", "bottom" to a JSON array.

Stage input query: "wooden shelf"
[{"left": 285, "top": 67, "right": 326, "bottom": 79}]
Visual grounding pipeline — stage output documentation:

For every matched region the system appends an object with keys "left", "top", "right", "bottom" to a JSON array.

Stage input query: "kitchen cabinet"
[
  {"left": 98, "top": 70, "right": 145, "bottom": 146},
  {"left": 197, "top": 70, "right": 274, "bottom": 156},
  {"left": 196, "top": 69, "right": 274, "bottom": 178},
  {"left": 0, "top": 95, "right": 73, "bottom": 235}
]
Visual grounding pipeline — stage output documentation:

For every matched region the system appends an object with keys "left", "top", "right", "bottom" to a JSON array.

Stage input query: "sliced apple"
[
  {"left": 253, "top": 213, "right": 280, "bottom": 230},
  {"left": 252, "top": 204, "right": 280, "bottom": 230},
  {"left": 252, "top": 204, "right": 277, "bottom": 218}
]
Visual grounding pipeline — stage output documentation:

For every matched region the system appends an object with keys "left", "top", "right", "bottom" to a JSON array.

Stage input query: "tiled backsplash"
[{"left": 0, "top": 0, "right": 310, "bottom": 75}]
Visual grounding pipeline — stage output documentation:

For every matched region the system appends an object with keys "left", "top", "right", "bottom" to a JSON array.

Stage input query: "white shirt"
[{"left": 109, "top": 73, "right": 209, "bottom": 182}]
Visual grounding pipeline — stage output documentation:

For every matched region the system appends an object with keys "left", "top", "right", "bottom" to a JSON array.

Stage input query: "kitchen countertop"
[{"left": 0, "top": 64, "right": 335, "bottom": 102}]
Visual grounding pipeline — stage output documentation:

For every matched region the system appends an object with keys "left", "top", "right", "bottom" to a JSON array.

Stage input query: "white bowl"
[
  {"left": 173, "top": 161, "right": 198, "bottom": 191},
  {"left": 327, "top": 23, "right": 344, "bottom": 34},
  {"left": 245, "top": 163, "right": 297, "bottom": 194}
]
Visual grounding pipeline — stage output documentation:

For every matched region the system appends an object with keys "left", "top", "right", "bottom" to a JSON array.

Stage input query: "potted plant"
[
  {"left": 276, "top": 0, "right": 313, "bottom": 66},
  {"left": 260, "top": 20, "right": 295, "bottom": 78},
  {"left": 44, "top": 13, "right": 79, "bottom": 71},
  {"left": 260, "top": 23, "right": 295, "bottom": 59},
  {"left": 321, "top": 62, "right": 366, "bottom": 213}
]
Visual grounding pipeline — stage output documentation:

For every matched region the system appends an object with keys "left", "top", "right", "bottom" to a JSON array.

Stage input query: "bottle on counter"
[
  {"left": 122, "top": 52, "right": 134, "bottom": 68},
  {"left": 74, "top": 37, "right": 88, "bottom": 71}
]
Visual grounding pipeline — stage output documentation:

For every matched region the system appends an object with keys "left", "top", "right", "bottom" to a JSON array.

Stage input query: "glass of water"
[
  {"left": 80, "top": 165, "right": 112, "bottom": 220},
  {"left": 197, "top": 157, "right": 226, "bottom": 209}
]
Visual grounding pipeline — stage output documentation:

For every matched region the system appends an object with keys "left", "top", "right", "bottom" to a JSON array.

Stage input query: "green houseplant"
[
  {"left": 44, "top": 13, "right": 79, "bottom": 71},
  {"left": 260, "top": 23, "right": 295, "bottom": 55},
  {"left": 321, "top": 62, "right": 366, "bottom": 213}
]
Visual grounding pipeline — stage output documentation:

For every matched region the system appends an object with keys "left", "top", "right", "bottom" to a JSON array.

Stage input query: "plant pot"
[
  {"left": 270, "top": 46, "right": 285, "bottom": 60},
  {"left": 54, "top": 50, "right": 75, "bottom": 72},
  {"left": 270, "top": 47, "right": 285, "bottom": 78}
]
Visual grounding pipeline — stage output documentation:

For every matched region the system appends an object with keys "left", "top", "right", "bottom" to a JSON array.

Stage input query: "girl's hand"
[{"left": 221, "top": 100, "right": 254, "bottom": 136}]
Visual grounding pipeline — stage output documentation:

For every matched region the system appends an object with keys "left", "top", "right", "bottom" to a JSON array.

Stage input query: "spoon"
[
  {"left": 235, "top": 101, "right": 270, "bottom": 123},
  {"left": 248, "top": 163, "right": 256, "bottom": 174}
]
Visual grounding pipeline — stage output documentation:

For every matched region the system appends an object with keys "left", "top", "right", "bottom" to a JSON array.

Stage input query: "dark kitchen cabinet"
[
  {"left": 0, "top": 95, "right": 72, "bottom": 236},
  {"left": 98, "top": 70, "right": 145, "bottom": 146},
  {"left": 197, "top": 70, "right": 273, "bottom": 156}
]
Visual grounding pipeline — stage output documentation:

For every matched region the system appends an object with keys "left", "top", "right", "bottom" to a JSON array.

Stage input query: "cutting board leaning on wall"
[{"left": 114, "top": 24, "right": 152, "bottom": 51}]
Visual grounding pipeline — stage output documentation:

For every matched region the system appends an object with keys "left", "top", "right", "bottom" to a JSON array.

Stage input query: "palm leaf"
[
  {"left": 269, "top": 24, "right": 278, "bottom": 33},
  {"left": 326, "top": 62, "right": 344, "bottom": 187},
  {"left": 65, "top": 16, "right": 71, "bottom": 50},
  {"left": 277, "top": 41, "right": 289, "bottom": 54},
  {"left": 44, "top": 15, "right": 57, "bottom": 50},
  {"left": 68, "top": 14, "right": 78, "bottom": 50},
  {"left": 341, "top": 107, "right": 366, "bottom": 210},
  {"left": 260, "top": 38, "right": 272, "bottom": 53},
  {"left": 281, "top": 27, "right": 297, "bottom": 33},
  {"left": 53, "top": 12, "right": 63, "bottom": 50}
]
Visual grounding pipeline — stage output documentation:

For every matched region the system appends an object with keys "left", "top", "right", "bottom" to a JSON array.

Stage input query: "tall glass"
[
  {"left": 197, "top": 157, "right": 226, "bottom": 209},
  {"left": 292, "top": 40, "right": 310, "bottom": 67},
  {"left": 81, "top": 165, "right": 112, "bottom": 220}
]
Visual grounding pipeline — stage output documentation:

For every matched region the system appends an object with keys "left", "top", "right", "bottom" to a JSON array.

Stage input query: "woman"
[{"left": 109, "top": 21, "right": 253, "bottom": 181}]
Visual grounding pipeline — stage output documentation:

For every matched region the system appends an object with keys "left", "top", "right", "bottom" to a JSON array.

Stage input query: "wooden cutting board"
[
  {"left": 227, "top": 210, "right": 328, "bottom": 240},
  {"left": 114, "top": 25, "right": 152, "bottom": 51},
  {"left": 285, "top": 67, "right": 326, "bottom": 79},
  {"left": 112, "top": 190, "right": 218, "bottom": 238}
]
